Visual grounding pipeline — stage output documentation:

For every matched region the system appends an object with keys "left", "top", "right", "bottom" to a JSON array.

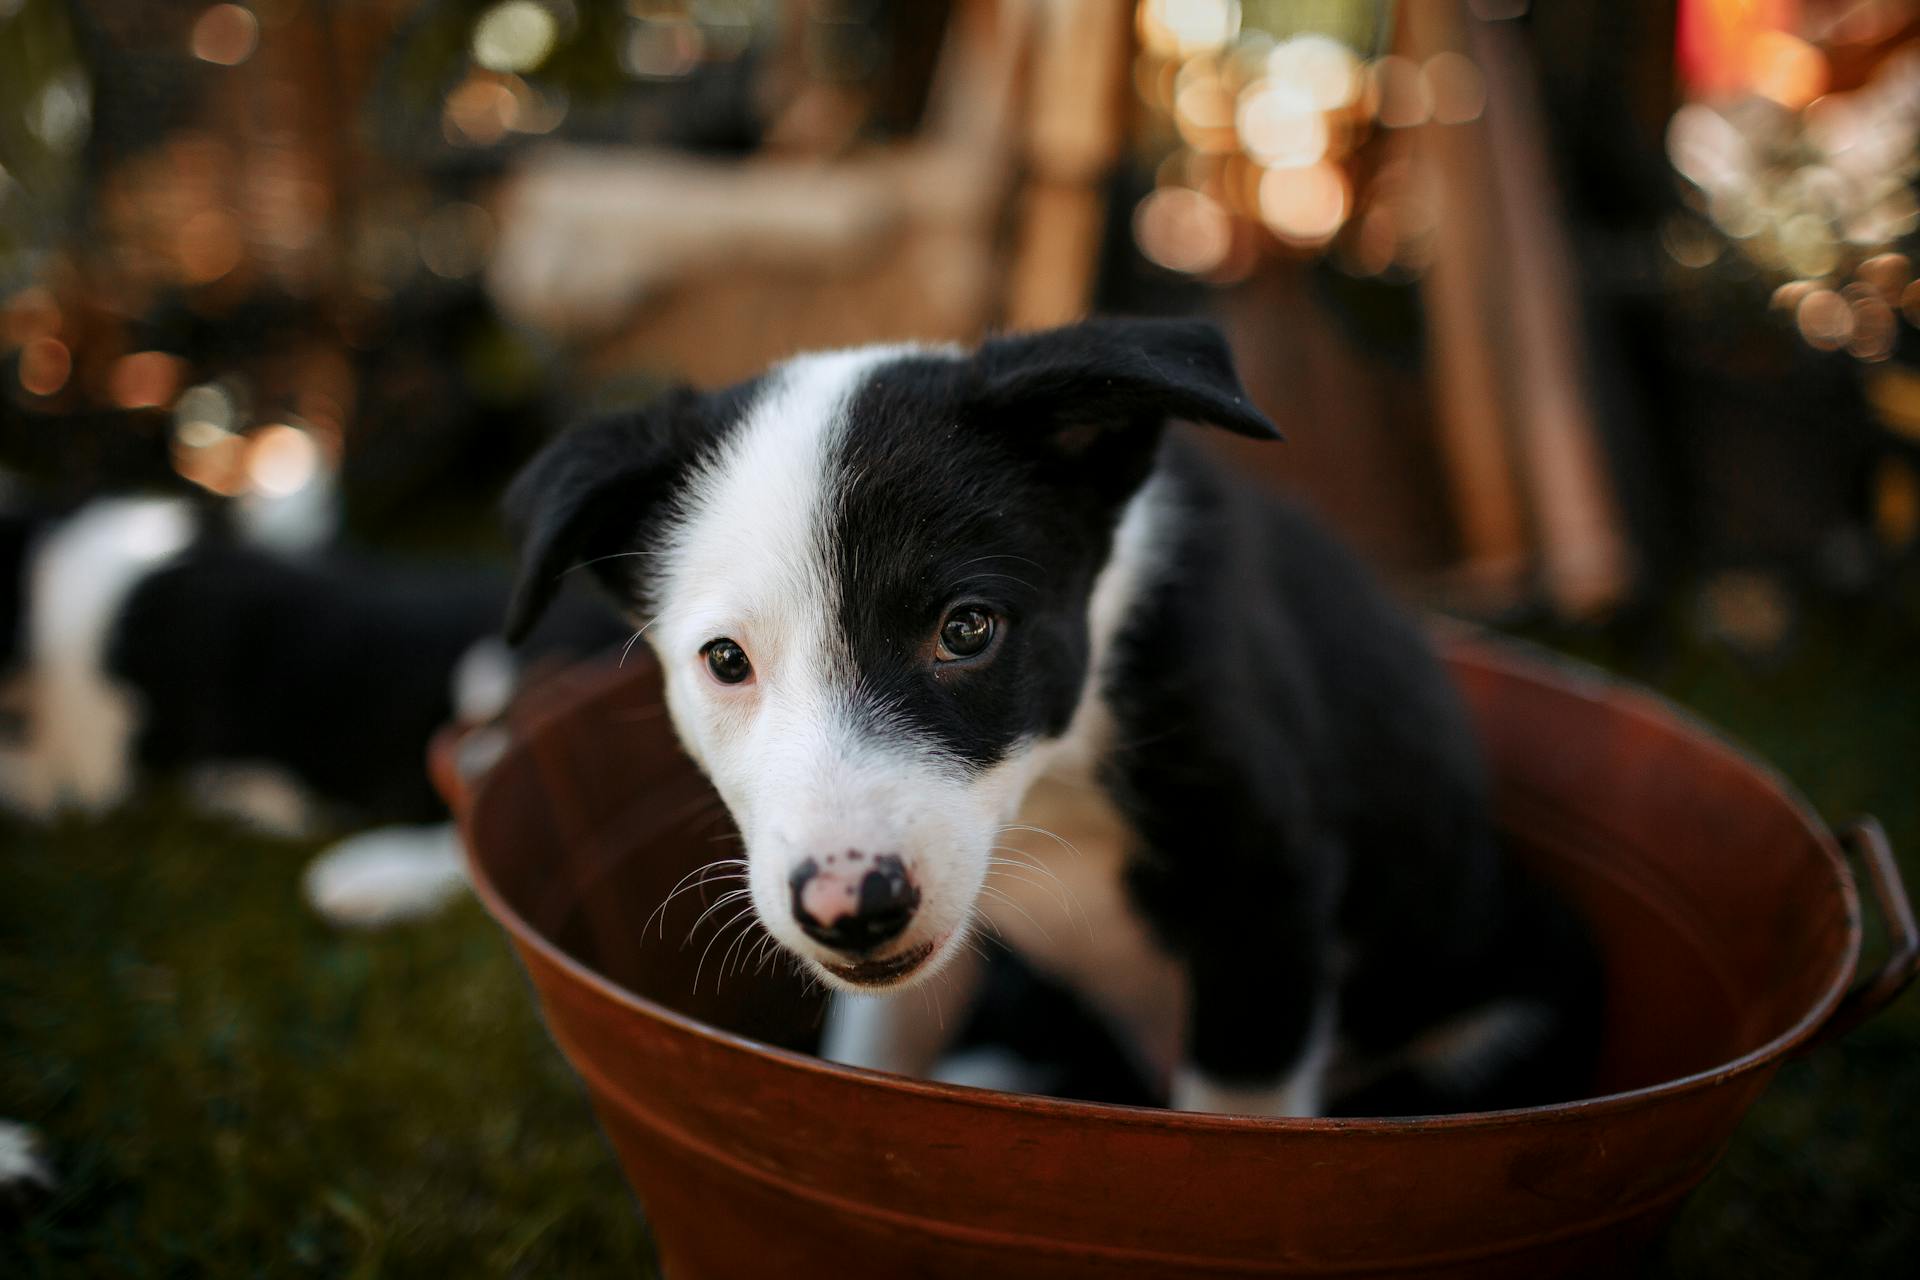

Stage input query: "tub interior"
[{"left": 470, "top": 645, "right": 1854, "bottom": 1108}]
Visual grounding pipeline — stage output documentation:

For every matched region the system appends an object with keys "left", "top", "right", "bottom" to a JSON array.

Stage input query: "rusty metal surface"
[{"left": 434, "top": 635, "right": 1902, "bottom": 1278}]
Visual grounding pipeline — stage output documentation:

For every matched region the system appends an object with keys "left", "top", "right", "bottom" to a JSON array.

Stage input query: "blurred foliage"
[
  {"left": 385, "top": 0, "right": 639, "bottom": 114},
  {"left": 0, "top": 0, "right": 89, "bottom": 289}
]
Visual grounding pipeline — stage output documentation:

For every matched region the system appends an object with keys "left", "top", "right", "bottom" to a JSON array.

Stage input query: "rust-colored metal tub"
[{"left": 434, "top": 637, "right": 1918, "bottom": 1279}]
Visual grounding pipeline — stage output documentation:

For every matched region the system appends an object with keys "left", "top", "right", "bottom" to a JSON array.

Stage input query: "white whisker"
[
  {"left": 991, "top": 864, "right": 1091, "bottom": 942},
  {"left": 751, "top": 934, "right": 781, "bottom": 975},
  {"left": 646, "top": 858, "right": 749, "bottom": 938},
  {"left": 996, "top": 823, "right": 1083, "bottom": 859},
  {"left": 963, "top": 907, "right": 1007, "bottom": 958},
  {"left": 694, "top": 905, "right": 757, "bottom": 992},
  {"left": 986, "top": 860, "right": 1081, "bottom": 918},
  {"left": 987, "top": 850, "right": 1076, "bottom": 893},
  {"left": 619, "top": 618, "right": 660, "bottom": 667},
  {"left": 684, "top": 887, "right": 754, "bottom": 944},
  {"left": 568, "top": 548, "right": 669, "bottom": 573},
  {"left": 719, "top": 913, "right": 763, "bottom": 982},
  {"left": 978, "top": 883, "right": 1054, "bottom": 945}
]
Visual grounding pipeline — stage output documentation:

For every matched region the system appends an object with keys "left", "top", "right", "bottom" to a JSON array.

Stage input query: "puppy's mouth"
[{"left": 821, "top": 939, "right": 937, "bottom": 988}]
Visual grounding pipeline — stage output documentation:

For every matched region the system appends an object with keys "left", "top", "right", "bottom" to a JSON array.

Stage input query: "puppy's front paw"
[
  {"left": 302, "top": 825, "right": 467, "bottom": 928},
  {"left": 1169, "top": 1067, "right": 1324, "bottom": 1118},
  {"left": 0, "top": 1120, "right": 56, "bottom": 1198}
]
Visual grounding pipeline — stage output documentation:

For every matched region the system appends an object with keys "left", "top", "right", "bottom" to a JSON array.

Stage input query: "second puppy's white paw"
[
  {"left": 0, "top": 1119, "right": 56, "bottom": 1195},
  {"left": 302, "top": 824, "right": 467, "bottom": 929}
]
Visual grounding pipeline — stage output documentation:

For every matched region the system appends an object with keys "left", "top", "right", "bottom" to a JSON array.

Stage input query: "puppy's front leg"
[
  {"left": 1171, "top": 947, "right": 1337, "bottom": 1118},
  {"left": 819, "top": 945, "right": 985, "bottom": 1077}
]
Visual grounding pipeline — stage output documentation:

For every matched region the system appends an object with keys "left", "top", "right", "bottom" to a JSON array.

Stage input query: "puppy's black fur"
[{"left": 1108, "top": 442, "right": 1598, "bottom": 1111}]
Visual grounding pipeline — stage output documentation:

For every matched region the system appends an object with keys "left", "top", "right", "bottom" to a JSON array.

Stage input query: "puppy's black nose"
[{"left": 789, "top": 853, "right": 919, "bottom": 954}]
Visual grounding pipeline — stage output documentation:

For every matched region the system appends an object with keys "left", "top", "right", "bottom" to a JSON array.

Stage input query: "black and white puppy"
[
  {"left": 0, "top": 492, "right": 620, "bottom": 847},
  {"left": 504, "top": 318, "right": 1596, "bottom": 1117}
]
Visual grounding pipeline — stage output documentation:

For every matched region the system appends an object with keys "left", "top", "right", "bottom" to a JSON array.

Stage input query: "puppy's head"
[{"left": 506, "top": 318, "right": 1274, "bottom": 991}]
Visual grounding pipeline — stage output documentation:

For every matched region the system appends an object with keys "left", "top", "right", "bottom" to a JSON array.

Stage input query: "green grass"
[
  {"left": 0, "top": 804, "right": 653, "bottom": 1276},
  {"left": 2, "top": 579, "right": 1916, "bottom": 1276}
]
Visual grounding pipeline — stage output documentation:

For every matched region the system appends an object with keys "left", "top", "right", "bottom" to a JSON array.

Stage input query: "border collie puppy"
[
  {"left": 0, "top": 494, "right": 619, "bottom": 836},
  {"left": 503, "top": 318, "right": 1597, "bottom": 1117}
]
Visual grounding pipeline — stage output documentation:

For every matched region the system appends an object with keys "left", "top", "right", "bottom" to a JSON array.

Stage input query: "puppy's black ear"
[
  {"left": 971, "top": 317, "right": 1278, "bottom": 444},
  {"left": 503, "top": 392, "right": 696, "bottom": 644}
]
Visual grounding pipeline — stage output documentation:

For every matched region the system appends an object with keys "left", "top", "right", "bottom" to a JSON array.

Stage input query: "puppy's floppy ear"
[
  {"left": 503, "top": 391, "right": 696, "bottom": 644},
  {"left": 971, "top": 316, "right": 1278, "bottom": 444}
]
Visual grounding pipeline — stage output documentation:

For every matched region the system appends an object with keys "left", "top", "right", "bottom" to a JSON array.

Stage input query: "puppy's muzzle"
[{"left": 788, "top": 852, "right": 919, "bottom": 955}]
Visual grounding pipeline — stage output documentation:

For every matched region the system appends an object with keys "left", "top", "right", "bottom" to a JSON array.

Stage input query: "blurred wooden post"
[
  {"left": 1404, "top": 1, "right": 1533, "bottom": 605},
  {"left": 1003, "top": 0, "right": 1134, "bottom": 331},
  {"left": 1472, "top": 15, "right": 1633, "bottom": 617},
  {"left": 1409, "top": 0, "right": 1631, "bottom": 617}
]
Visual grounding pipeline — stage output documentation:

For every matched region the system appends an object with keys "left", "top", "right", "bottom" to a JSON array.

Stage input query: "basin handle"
[{"left": 1806, "top": 817, "right": 1920, "bottom": 1050}]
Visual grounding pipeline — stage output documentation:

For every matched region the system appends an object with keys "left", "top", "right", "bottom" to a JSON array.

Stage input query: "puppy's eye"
[
  {"left": 702, "top": 638, "right": 753, "bottom": 685},
  {"left": 936, "top": 607, "right": 996, "bottom": 661}
]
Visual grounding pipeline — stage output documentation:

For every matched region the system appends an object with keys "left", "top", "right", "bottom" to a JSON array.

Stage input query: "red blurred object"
[{"left": 1677, "top": 0, "right": 1803, "bottom": 100}]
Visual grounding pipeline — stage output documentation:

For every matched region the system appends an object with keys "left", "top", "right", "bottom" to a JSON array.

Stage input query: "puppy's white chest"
[{"left": 985, "top": 771, "right": 1186, "bottom": 1076}]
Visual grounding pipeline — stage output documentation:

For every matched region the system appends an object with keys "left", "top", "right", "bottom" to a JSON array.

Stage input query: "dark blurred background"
[{"left": 1, "top": 1, "right": 1916, "bottom": 1275}]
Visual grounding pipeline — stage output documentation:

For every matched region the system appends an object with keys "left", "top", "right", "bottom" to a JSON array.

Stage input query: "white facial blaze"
[{"left": 646, "top": 346, "right": 996, "bottom": 987}]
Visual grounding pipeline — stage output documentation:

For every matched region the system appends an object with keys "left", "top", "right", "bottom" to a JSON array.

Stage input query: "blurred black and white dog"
[
  {"left": 503, "top": 317, "right": 1598, "bottom": 1117},
  {"left": 0, "top": 484, "right": 622, "bottom": 922}
]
